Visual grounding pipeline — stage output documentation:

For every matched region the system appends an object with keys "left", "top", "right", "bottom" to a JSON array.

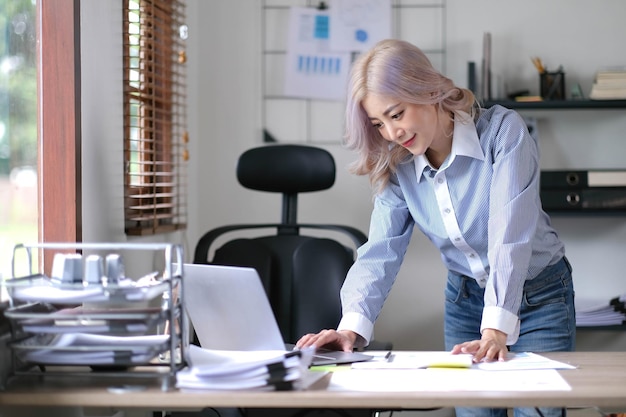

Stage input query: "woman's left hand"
[{"left": 450, "top": 328, "right": 508, "bottom": 362}]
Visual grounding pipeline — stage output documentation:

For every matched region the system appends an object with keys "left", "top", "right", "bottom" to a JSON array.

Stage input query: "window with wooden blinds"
[{"left": 123, "top": 0, "right": 188, "bottom": 236}]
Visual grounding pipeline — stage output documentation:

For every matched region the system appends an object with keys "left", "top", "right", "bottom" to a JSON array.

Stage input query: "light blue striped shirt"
[{"left": 338, "top": 105, "right": 564, "bottom": 347}]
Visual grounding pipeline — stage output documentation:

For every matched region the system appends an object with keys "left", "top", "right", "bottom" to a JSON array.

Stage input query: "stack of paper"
[
  {"left": 176, "top": 345, "right": 318, "bottom": 391},
  {"left": 576, "top": 293, "right": 626, "bottom": 327},
  {"left": 589, "top": 67, "right": 626, "bottom": 100},
  {"left": 6, "top": 303, "right": 165, "bottom": 335},
  {"left": 326, "top": 351, "right": 575, "bottom": 393},
  {"left": 350, "top": 351, "right": 575, "bottom": 371},
  {"left": 14, "top": 333, "right": 170, "bottom": 365}
]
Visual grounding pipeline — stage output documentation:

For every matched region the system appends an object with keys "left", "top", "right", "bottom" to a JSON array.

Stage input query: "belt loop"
[
  {"left": 460, "top": 275, "right": 469, "bottom": 298},
  {"left": 563, "top": 256, "right": 572, "bottom": 273}
]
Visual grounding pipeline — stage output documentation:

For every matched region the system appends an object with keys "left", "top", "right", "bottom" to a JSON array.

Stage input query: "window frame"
[{"left": 38, "top": 0, "right": 81, "bottom": 273}]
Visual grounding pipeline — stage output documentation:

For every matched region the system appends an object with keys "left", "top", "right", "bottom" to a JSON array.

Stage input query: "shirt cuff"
[
  {"left": 337, "top": 312, "right": 374, "bottom": 349},
  {"left": 480, "top": 306, "right": 520, "bottom": 345}
]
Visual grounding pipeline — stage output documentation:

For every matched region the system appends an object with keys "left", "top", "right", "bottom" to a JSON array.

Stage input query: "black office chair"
[
  {"left": 193, "top": 144, "right": 382, "bottom": 345},
  {"left": 190, "top": 144, "right": 391, "bottom": 417}
]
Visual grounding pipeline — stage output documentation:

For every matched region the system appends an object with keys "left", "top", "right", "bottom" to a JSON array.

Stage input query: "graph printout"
[
  {"left": 330, "top": 0, "right": 391, "bottom": 52},
  {"left": 284, "top": 7, "right": 351, "bottom": 101}
]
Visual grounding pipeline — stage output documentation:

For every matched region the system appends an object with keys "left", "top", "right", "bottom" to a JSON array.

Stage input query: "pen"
[
  {"left": 385, "top": 351, "right": 394, "bottom": 363},
  {"left": 531, "top": 56, "right": 545, "bottom": 74}
]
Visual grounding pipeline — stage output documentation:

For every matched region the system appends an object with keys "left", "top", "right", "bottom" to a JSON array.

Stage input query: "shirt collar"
[{"left": 414, "top": 111, "right": 485, "bottom": 183}]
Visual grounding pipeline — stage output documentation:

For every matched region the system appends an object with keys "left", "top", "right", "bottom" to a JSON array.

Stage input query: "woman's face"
[{"left": 362, "top": 94, "right": 449, "bottom": 158}]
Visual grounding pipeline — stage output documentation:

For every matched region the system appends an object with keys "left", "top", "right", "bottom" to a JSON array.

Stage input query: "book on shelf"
[
  {"left": 595, "top": 66, "right": 626, "bottom": 80},
  {"left": 590, "top": 67, "right": 626, "bottom": 100},
  {"left": 590, "top": 87, "right": 626, "bottom": 100}
]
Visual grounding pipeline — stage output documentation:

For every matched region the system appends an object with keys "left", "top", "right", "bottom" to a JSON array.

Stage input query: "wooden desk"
[{"left": 0, "top": 352, "right": 625, "bottom": 411}]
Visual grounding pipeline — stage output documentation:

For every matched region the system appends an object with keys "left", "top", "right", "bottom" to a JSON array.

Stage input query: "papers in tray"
[
  {"left": 5, "top": 303, "right": 167, "bottom": 336},
  {"left": 6, "top": 303, "right": 166, "bottom": 335},
  {"left": 575, "top": 293, "right": 626, "bottom": 326},
  {"left": 176, "top": 345, "right": 320, "bottom": 391},
  {"left": 13, "top": 333, "right": 170, "bottom": 365},
  {"left": 7, "top": 275, "right": 171, "bottom": 304}
]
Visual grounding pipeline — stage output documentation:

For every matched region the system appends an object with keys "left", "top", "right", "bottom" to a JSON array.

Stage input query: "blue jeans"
[{"left": 444, "top": 257, "right": 575, "bottom": 417}]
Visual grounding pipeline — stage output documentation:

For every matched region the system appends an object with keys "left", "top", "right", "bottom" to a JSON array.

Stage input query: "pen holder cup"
[{"left": 540, "top": 71, "right": 566, "bottom": 100}]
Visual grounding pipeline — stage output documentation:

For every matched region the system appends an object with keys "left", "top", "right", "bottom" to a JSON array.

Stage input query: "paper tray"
[
  {"left": 4, "top": 274, "right": 173, "bottom": 304},
  {"left": 5, "top": 303, "right": 170, "bottom": 335},
  {"left": 11, "top": 333, "right": 171, "bottom": 366}
]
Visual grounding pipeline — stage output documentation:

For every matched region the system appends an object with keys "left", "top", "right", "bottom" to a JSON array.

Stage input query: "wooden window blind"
[{"left": 123, "top": 0, "right": 188, "bottom": 236}]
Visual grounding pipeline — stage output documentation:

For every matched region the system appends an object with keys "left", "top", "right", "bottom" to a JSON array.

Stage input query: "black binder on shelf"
[
  {"left": 541, "top": 170, "right": 626, "bottom": 189},
  {"left": 540, "top": 188, "right": 626, "bottom": 210}
]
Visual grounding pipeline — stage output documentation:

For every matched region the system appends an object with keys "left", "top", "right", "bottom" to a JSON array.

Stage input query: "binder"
[
  {"left": 540, "top": 188, "right": 626, "bottom": 210},
  {"left": 541, "top": 190, "right": 582, "bottom": 210},
  {"left": 541, "top": 170, "right": 626, "bottom": 188}
]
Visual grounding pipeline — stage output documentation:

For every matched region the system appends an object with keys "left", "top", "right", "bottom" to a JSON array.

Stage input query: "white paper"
[
  {"left": 283, "top": 7, "right": 351, "bottom": 101},
  {"left": 473, "top": 352, "right": 577, "bottom": 371},
  {"left": 187, "top": 345, "right": 304, "bottom": 376},
  {"left": 17, "top": 333, "right": 169, "bottom": 365},
  {"left": 176, "top": 367, "right": 303, "bottom": 391},
  {"left": 22, "top": 322, "right": 147, "bottom": 334},
  {"left": 352, "top": 351, "right": 576, "bottom": 372},
  {"left": 329, "top": 0, "right": 391, "bottom": 52},
  {"left": 575, "top": 294, "right": 626, "bottom": 326},
  {"left": 176, "top": 345, "right": 320, "bottom": 391},
  {"left": 11, "top": 277, "right": 169, "bottom": 303},
  {"left": 329, "top": 369, "right": 571, "bottom": 392}
]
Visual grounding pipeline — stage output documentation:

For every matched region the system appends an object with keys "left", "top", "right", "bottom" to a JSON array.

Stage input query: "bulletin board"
[{"left": 261, "top": 0, "right": 447, "bottom": 144}]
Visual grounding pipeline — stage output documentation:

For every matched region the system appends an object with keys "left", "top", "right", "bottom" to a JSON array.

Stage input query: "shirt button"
[
  {"left": 469, "top": 253, "right": 475, "bottom": 258},
  {"left": 455, "top": 237, "right": 461, "bottom": 241},
  {"left": 444, "top": 208, "right": 451, "bottom": 214},
  {"left": 437, "top": 178, "right": 444, "bottom": 184}
]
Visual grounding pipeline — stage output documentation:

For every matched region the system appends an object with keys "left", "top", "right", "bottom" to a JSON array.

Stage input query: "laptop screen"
[{"left": 183, "top": 263, "right": 286, "bottom": 351}]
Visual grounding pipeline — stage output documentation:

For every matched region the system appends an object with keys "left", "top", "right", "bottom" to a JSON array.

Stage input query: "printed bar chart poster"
[{"left": 284, "top": 7, "right": 350, "bottom": 101}]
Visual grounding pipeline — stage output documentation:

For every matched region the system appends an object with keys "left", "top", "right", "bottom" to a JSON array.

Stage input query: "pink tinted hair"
[{"left": 344, "top": 39, "right": 477, "bottom": 194}]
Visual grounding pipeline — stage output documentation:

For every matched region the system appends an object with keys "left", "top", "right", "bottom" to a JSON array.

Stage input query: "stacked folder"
[
  {"left": 176, "top": 345, "right": 318, "bottom": 391},
  {"left": 589, "top": 67, "right": 626, "bottom": 100},
  {"left": 540, "top": 170, "right": 626, "bottom": 211},
  {"left": 576, "top": 293, "right": 626, "bottom": 327}
]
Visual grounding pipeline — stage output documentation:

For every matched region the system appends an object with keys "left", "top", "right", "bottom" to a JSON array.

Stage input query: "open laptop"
[{"left": 182, "top": 263, "right": 372, "bottom": 366}]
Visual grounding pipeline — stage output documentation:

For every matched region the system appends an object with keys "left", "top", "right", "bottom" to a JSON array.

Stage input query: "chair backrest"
[{"left": 193, "top": 144, "right": 367, "bottom": 344}]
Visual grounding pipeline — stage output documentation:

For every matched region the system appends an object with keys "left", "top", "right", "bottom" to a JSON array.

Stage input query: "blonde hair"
[{"left": 344, "top": 39, "right": 477, "bottom": 194}]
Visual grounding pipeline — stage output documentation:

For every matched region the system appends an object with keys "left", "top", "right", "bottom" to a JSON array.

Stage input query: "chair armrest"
[{"left": 193, "top": 223, "right": 367, "bottom": 264}]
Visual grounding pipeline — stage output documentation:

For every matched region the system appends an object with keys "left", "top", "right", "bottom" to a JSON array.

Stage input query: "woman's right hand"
[{"left": 295, "top": 329, "right": 358, "bottom": 352}]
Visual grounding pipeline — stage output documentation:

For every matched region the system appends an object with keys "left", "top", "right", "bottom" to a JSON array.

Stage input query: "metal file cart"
[{"left": 0, "top": 242, "right": 188, "bottom": 391}]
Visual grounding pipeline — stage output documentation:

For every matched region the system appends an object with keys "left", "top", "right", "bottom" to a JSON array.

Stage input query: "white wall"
[
  {"left": 80, "top": 0, "right": 626, "bottom": 352},
  {"left": 80, "top": 1, "right": 190, "bottom": 278}
]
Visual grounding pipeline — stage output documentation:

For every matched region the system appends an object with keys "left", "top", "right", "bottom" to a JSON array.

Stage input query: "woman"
[{"left": 296, "top": 39, "right": 575, "bottom": 417}]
